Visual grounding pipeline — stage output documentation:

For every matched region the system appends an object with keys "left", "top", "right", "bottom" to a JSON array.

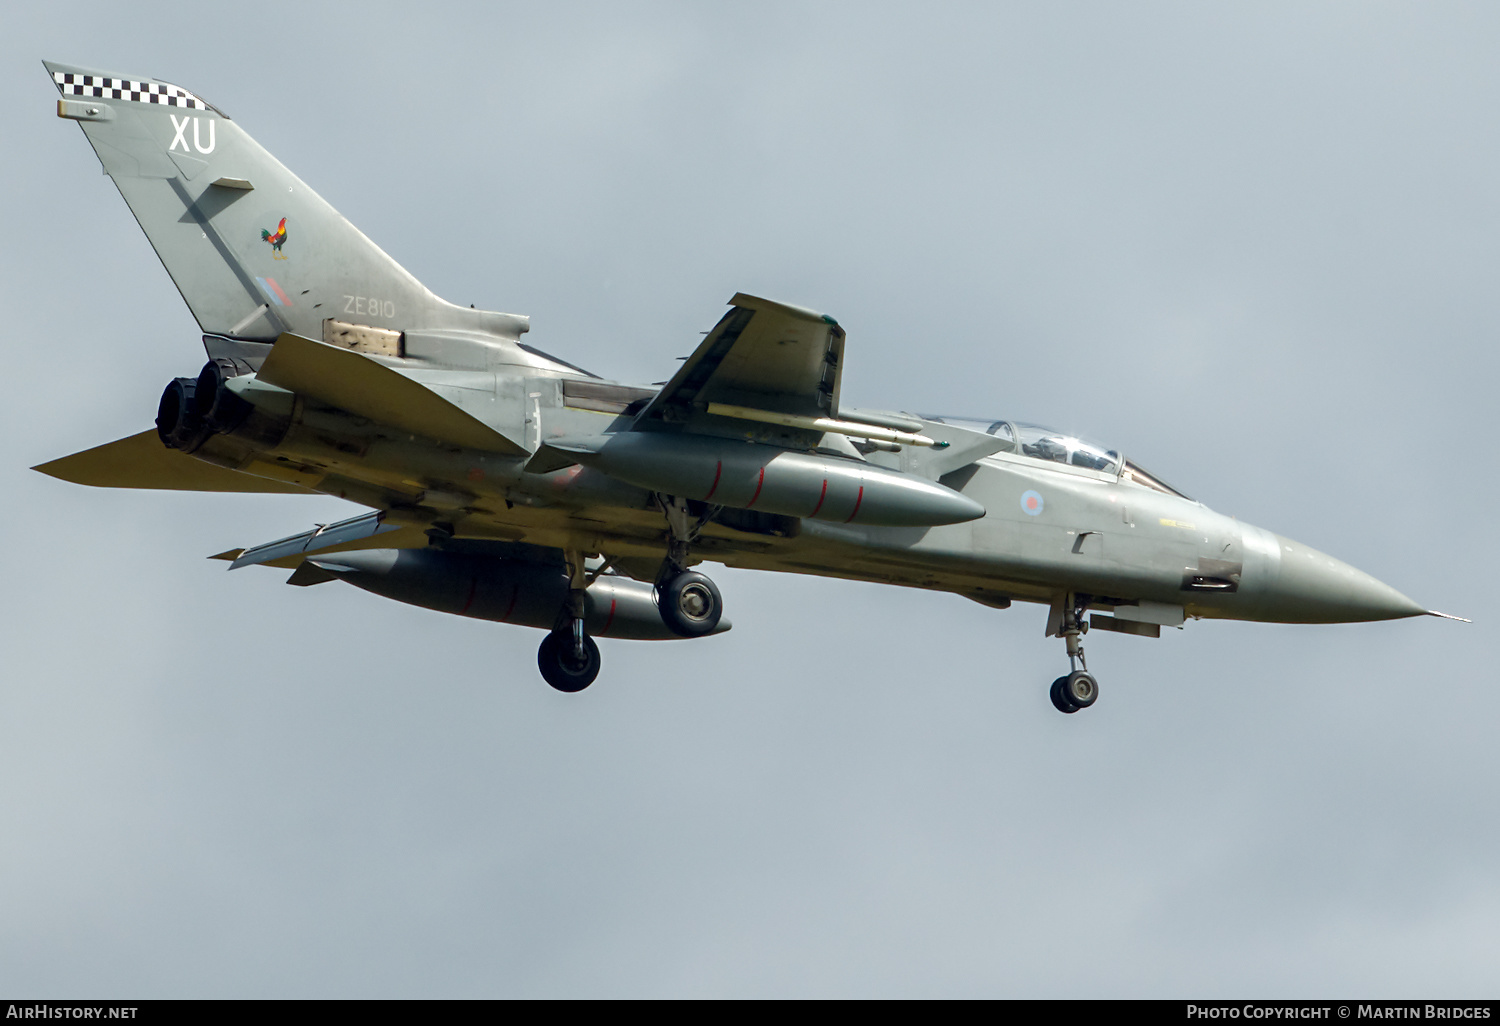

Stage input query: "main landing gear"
[
  {"left": 538, "top": 551, "right": 602, "bottom": 693},
  {"left": 654, "top": 494, "right": 724, "bottom": 638},
  {"left": 1050, "top": 595, "right": 1100, "bottom": 715},
  {"left": 536, "top": 496, "right": 728, "bottom": 692}
]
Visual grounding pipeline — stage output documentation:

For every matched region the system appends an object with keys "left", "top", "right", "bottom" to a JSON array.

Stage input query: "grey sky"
[{"left": 2, "top": 1, "right": 1496, "bottom": 997}]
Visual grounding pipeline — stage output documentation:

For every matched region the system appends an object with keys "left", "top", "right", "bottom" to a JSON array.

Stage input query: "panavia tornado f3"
[{"left": 35, "top": 61, "right": 1463, "bottom": 712}]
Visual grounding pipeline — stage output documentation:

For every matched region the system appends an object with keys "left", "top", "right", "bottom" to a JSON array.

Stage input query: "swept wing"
[{"left": 33, "top": 430, "right": 314, "bottom": 493}]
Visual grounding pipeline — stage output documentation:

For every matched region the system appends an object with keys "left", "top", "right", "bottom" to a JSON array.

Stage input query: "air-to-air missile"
[{"left": 35, "top": 60, "right": 1464, "bottom": 714}]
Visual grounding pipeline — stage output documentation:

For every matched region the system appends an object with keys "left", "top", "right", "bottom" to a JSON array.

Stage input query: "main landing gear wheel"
[
  {"left": 1050, "top": 676, "right": 1079, "bottom": 714},
  {"left": 658, "top": 571, "right": 723, "bottom": 637},
  {"left": 652, "top": 494, "right": 725, "bottom": 638},
  {"left": 537, "top": 631, "right": 601, "bottom": 693}
]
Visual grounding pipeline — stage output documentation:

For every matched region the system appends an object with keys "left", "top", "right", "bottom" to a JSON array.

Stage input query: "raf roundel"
[{"left": 1021, "top": 489, "right": 1044, "bottom": 516}]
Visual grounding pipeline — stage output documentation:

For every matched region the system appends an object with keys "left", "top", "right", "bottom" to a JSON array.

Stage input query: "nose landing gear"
[{"left": 1049, "top": 594, "right": 1100, "bottom": 714}]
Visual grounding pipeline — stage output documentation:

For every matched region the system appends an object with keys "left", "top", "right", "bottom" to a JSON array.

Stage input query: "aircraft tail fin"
[{"left": 44, "top": 61, "right": 528, "bottom": 344}]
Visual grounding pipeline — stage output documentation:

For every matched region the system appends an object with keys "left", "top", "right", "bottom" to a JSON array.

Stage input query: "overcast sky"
[{"left": 2, "top": 1, "right": 1496, "bottom": 998}]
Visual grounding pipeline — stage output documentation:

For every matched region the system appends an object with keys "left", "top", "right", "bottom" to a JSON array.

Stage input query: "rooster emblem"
[{"left": 260, "top": 217, "right": 288, "bottom": 259}]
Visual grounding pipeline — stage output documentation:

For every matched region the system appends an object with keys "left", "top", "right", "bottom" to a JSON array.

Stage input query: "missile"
[
  {"left": 308, "top": 549, "right": 727, "bottom": 641},
  {"left": 537, "top": 432, "right": 986, "bottom": 527}
]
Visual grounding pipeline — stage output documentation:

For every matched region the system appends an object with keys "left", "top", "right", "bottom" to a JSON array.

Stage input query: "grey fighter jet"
[{"left": 34, "top": 62, "right": 1461, "bottom": 713}]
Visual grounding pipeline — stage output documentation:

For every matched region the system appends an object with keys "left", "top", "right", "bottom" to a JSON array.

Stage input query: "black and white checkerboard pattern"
[{"left": 52, "top": 72, "right": 207, "bottom": 110}]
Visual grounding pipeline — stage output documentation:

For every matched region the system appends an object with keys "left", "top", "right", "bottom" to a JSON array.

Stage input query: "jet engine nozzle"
[
  {"left": 158, "top": 361, "right": 261, "bottom": 453},
  {"left": 192, "top": 358, "right": 254, "bottom": 433},
  {"left": 155, "top": 377, "right": 212, "bottom": 452}
]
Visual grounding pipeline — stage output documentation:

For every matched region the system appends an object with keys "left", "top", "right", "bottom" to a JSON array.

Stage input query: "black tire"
[
  {"left": 1050, "top": 676, "right": 1079, "bottom": 714},
  {"left": 537, "top": 631, "right": 601, "bottom": 693},
  {"left": 658, "top": 571, "right": 723, "bottom": 637},
  {"left": 1063, "top": 670, "right": 1098, "bottom": 709}
]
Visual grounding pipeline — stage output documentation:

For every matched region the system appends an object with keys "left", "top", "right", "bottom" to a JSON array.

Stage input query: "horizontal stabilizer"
[
  {"left": 229, "top": 510, "right": 397, "bottom": 569},
  {"left": 33, "top": 430, "right": 315, "bottom": 493},
  {"left": 258, "top": 333, "right": 527, "bottom": 455}
]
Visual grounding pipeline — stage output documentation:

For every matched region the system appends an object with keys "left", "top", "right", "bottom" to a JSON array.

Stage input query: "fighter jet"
[{"left": 34, "top": 61, "right": 1461, "bottom": 713}]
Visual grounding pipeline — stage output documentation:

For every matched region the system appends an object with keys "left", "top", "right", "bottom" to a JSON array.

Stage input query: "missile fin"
[
  {"left": 523, "top": 438, "right": 603, "bottom": 475},
  {"left": 285, "top": 561, "right": 339, "bottom": 587}
]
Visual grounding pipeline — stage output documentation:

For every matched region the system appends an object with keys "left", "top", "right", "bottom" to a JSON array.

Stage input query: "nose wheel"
[
  {"left": 1050, "top": 594, "right": 1100, "bottom": 714},
  {"left": 1050, "top": 671, "right": 1099, "bottom": 713}
]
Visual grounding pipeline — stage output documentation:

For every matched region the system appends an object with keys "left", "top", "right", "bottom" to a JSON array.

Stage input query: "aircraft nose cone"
[{"left": 1259, "top": 533, "right": 1426, "bottom": 623}]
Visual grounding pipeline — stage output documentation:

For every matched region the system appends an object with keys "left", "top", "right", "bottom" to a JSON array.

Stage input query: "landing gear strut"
[
  {"left": 1049, "top": 594, "right": 1100, "bottom": 714},
  {"left": 538, "top": 551, "right": 602, "bottom": 692},
  {"left": 654, "top": 495, "right": 724, "bottom": 637}
]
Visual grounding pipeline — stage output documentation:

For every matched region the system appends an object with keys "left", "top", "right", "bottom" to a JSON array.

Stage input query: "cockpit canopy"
[{"left": 922, "top": 416, "right": 1191, "bottom": 499}]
